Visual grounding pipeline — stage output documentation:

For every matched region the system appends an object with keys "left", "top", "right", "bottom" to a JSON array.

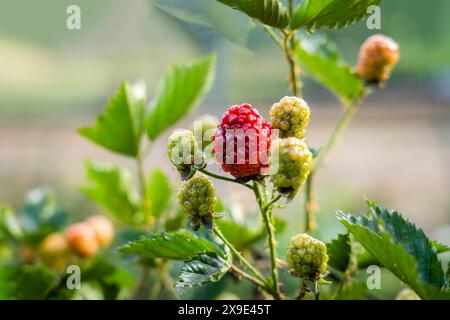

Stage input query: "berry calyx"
[
  {"left": 66, "top": 223, "right": 99, "bottom": 258},
  {"left": 286, "top": 233, "right": 328, "bottom": 279},
  {"left": 270, "top": 96, "right": 310, "bottom": 139},
  {"left": 177, "top": 173, "right": 216, "bottom": 230},
  {"left": 270, "top": 137, "right": 312, "bottom": 199},
  {"left": 168, "top": 129, "right": 203, "bottom": 180},
  {"left": 39, "top": 233, "right": 71, "bottom": 269},
  {"left": 86, "top": 215, "right": 115, "bottom": 247},
  {"left": 356, "top": 34, "right": 400, "bottom": 85},
  {"left": 212, "top": 104, "right": 272, "bottom": 179}
]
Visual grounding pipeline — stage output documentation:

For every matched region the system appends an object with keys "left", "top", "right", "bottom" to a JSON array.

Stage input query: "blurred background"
[{"left": 0, "top": 0, "right": 449, "bottom": 287}]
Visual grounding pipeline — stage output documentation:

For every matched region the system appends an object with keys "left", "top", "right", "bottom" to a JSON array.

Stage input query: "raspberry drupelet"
[{"left": 211, "top": 104, "right": 272, "bottom": 179}]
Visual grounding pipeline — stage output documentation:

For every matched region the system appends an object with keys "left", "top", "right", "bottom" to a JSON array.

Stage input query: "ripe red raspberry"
[{"left": 212, "top": 104, "right": 272, "bottom": 178}]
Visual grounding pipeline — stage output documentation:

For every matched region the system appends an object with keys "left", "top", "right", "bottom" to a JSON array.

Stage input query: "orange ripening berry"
[
  {"left": 39, "top": 233, "right": 71, "bottom": 269},
  {"left": 356, "top": 34, "right": 400, "bottom": 84},
  {"left": 85, "top": 215, "right": 115, "bottom": 247},
  {"left": 66, "top": 222, "right": 99, "bottom": 258}
]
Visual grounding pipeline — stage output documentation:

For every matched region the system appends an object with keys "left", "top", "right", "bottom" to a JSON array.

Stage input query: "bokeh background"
[{"left": 1, "top": 0, "right": 449, "bottom": 298}]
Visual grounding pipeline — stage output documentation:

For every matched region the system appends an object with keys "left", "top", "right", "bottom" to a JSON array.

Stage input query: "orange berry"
[
  {"left": 85, "top": 215, "right": 115, "bottom": 247},
  {"left": 66, "top": 223, "right": 98, "bottom": 258},
  {"left": 39, "top": 233, "right": 70, "bottom": 269}
]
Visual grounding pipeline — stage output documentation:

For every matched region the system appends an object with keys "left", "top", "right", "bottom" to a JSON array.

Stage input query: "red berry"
[{"left": 212, "top": 104, "right": 272, "bottom": 178}]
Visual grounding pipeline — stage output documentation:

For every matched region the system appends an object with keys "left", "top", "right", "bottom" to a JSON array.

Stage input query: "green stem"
[
  {"left": 230, "top": 265, "right": 275, "bottom": 297},
  {"left": 283, "top": 32, "right": 299, "bottom": 97},
  {"left": 262, "top": 25, "right": 284, "bottom": 49},
  {"left": 196, "top": 167, "right": 253, "bottom": 190},
  {"left": 213, "top": 225, "right": 267, "bottom": 286},
  {"left": 313, "top": 100, "right": 361, "bottom": 173},
  {"left": 136, "top": 154, "right": 147, "bottom": 197},
  {"left": 253, "top": 182, "right": 281, "bottom": 300},
  {"left": 304, "top": 171, "right": 316, "bottom": 233}
]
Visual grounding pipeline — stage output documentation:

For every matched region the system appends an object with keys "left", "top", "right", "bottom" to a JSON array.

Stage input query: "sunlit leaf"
[
  {"left": 79, "top": 82, "right": 146, "bottom": 157},
  {"left": 291, "top": 0, "right": 381, "bottom": 30},
  {"left": 147, "top": 54, "right": 216, "bottom": 140},
  {"left": 146, "top": 169, "right": 172, "bottom": 218}
]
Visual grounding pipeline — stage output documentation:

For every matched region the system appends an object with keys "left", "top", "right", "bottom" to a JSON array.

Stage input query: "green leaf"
[
  {"left": 119, "top": 229, "right": 224, "bottom": 260},
  {"left": 216, "top": 0, "right": 289, "bottom": 28},
  {"left": 0, "top": 264, "right": 17, "bottom": 299},
  {"left": 15, "top": 265, "right": 57, "bottom": 299},
  {"left": 337, "top": 200, "right": 448, "bottom": 299},
  {"left": 79, "top": 82, "right": 146, "bottom": 157},
  {"left": 326, "top": 234, "right": 351, "bottom": 272},
  {"left": 154, "top": 0, "right": 251, "bottom": 46},
  {"left": 0, "top": 206, "right": 22, "bottom": 240},
  {"left": 19, "top": 188, "right": 67, "bottom": 243},
  {"left": 337, "top": 281, "right": 368, "bottom": 300},
  {"left": 176, "top": 250, "right": 231, "bottom": 294},
  {"left": 431, "top": 241, "right": 450, "bottom": 254},
  {"left": 291, "top": 0, "right": 381, "bottom": 30},
  {"left": 147, "top": 54, "right": 216, "bottom": 140},
  {"left": 215, "top": 218, "right": 261, "bottom": 251},
  {"left": 81, "top": 162, "right": 142, "bottom": 225},
  {"left": 296, "top": 36, "right": 365, "bottom": 104},
  {"left": 146, "top": 169, "right": 172, "bottom": 218}
]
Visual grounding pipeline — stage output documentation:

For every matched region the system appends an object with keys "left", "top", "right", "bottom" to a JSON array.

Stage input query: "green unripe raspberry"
[
  {"left": 168, "top": 129, "right": 203, "bottom": 180},
  {"left": 270, "top": 96, "right": 310, "bottom": 139},
  {"left": 286, "top": 233, "right": 328, "bottom": 279},
  {"left": 270, "top": 137, "right": 312, "bottom": 199},
  {"left": 177, "top": 174, "right": 216, "bottom": 229}
]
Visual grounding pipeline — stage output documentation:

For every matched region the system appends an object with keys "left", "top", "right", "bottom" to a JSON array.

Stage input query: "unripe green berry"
[
  {"left": 270, "top": 137, "right": 312, "bottom": 199},
  {"left": 286, "top": 233, "right": 328, "bottom": 279},
  {"left": 270, "top": 96, "right": 310, "bottom": 139},
  {"left": 177, "top": 173, "right": 216, "bottom": 230},
  {"left": 168, "top": 129, "right": 203, "bottom": 180}
]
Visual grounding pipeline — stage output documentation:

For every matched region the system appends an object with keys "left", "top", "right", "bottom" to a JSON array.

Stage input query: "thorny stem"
[
  {"left": 196, "top": 167, "right": 253, "bottom": 190},
  {"left": 253, "top": 182, "right": 282, "bottom": 300},
  {"left": 213, "top": 225, "right": 268, "bottom": 288}
]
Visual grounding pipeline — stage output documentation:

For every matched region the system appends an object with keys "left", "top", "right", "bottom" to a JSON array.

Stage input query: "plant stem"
[
  {"left": 262, "top": 25, "right": 284, "bottom": 49},
  {"left": 253, "top": 182, "right": 281, "bottom": 300},
  {"left": 213, "top": 225, "right": 267, "bottom": 286},
  {"left": 304, "top": 171, "right": 316, "bottom": 233},
  {"left": 313, "top": 100, "right": 361, "bottom": 173},
  {"left": 283, "top": 32, "right": 299, "bottom": 97},
  {"left": 136, "top": 153, "right": 147, "bottom": 197},
  {"left": 230, "top": 265, "right": 275, "bottom": 297},
  {"left": 196, "top": 167, "right": 253, "bottom": 190}
]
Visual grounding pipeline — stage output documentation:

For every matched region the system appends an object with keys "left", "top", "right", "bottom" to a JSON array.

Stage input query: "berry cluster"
[
  {"left": 270, "top": 96, "right": 310, "bottom": 139},
  {"left": 212, "top": 104, "right": 272, "bottom": 179},
  {"left": 286, "top": 233, "right": 328, "bottom": 279},
  {"left": 356, "top": 34, "right": 400, "bottom": 84},
  {"left": 177, "top": 173, "right": 217, "bottom": 230},
  {"left": 270, "top": 137, "right": 312, "bottom": 199},
  {"left": 39, "top": 215, "right": 114, "bottom": 269}
]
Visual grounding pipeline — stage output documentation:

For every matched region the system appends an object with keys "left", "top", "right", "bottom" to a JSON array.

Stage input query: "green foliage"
[
  {"left": 119, "top": 229, "right": 224, "bottom": 260},
  {"left": 432, "top": 241, "right": 450, "bottom": 254},
  {"left": 81, "top": 162, "right": 142, "bottom": 225},
  {"left": 296, "top": 36, "right": 365, "bottom": 104},
  {"left": 337, "top": 281, "right": 368, "bottom": 300},
  {"left": 153, "top": 0, "right": 250, "bottom": 45},
  {"left": 326, "top": 233, "right": 351, "bottom": 273},
  {"left": 215, "top": 218, "right": 261, "bottom": 251},
  {"left": 79, "top": 82, "right": 146, "bottom": 157},
  {"left": 15, "top": 265, "right": 57, "bottom": 299},
  {"left": 216, "top": 0, "right": 289, "bottom": 28},
  {"left": 337, "top": 199, "right": 448, "bottom": 299},
  {"left": 147, "top": 54, "right": 216, "bottom": 140},
  {"left": 291, "top": 0, "right": 381, "bottom": 30},
  {"left": 175, "top": 250, "right": 232, "bottom": 294},
  {"left": 145, "top": 169, "right": 173, "bottom": 219},
  {"left": 3, "top": 188, "right": 67, "bottom": 244}
]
